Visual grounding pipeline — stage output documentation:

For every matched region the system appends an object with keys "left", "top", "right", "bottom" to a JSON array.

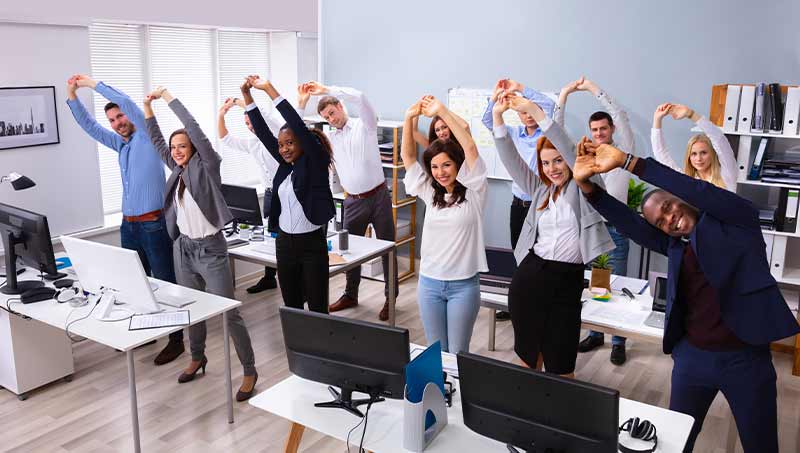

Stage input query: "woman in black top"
[{"left": 240, "top": 76, "right": 335, "bottom": 313}]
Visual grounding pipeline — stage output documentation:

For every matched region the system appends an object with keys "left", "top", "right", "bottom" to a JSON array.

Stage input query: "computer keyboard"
[{"left": 155, "top": 292, "right": 195, "bottom": 308}]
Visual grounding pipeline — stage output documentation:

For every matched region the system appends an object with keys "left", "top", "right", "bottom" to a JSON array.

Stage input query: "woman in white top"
[
  {"left": 651, "top": 103, "right": 737, "bottom": 190},
  {"left": 402, "top": 95, "right": 488, "bottom": 354}
]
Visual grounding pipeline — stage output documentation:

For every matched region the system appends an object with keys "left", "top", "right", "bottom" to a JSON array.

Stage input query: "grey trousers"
[
  {"left": 343, "top": 184, "right": 399, "bottom": 300},
  {"left": 173, "top": 232, "right": 256, "bottom": 376}
]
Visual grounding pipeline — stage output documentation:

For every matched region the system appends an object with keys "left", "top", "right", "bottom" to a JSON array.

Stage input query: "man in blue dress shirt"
[
  {"left": 66, "top": 75, "right": 184, "bottom": 365},
  {"left": 481, "top": 78, "right": 555, "bottom": 321}
]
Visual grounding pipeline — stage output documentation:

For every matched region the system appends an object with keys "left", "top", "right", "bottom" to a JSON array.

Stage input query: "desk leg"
[
  {"left": 284, "top": 422, "right": 305, "bottom": 453},
  {"left": 388, "top": 248, "right": 397, "bottom": 327},
  {"left": 223, "top": 311, "right": 234, "bottom": 424},
  {"left": 126, "top": 350, "right": 142, "bottom": 453},
  {"left": 488, "top": 308, "right": 496, "bottom": 351}
]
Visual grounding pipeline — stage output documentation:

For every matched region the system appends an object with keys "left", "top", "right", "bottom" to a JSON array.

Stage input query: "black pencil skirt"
[{"left": 508, "top": 252, "right": 584, "bottom": 374}]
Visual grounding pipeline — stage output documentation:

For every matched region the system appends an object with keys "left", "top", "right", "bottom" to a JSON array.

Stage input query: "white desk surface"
[
  {"left": 1, "top": 267, "right": 240, "bottom": 351},
  {"left": 228, "top": 234, "right": 395, "bottom": 273},
  {"left": 481, "top": 271, "right": 664, "bottom": 341},
  {"left": 250, "top": 374, "right": 693, "bottom": 453}
]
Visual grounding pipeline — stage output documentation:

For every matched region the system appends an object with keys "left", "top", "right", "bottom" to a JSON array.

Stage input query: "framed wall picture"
[{"left": 0, "top": 86, "right": 60, "bottom": 150}]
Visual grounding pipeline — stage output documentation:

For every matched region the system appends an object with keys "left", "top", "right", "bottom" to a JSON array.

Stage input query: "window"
[{"left": 88, "top": 22, "right": 274, "bottom": 214}]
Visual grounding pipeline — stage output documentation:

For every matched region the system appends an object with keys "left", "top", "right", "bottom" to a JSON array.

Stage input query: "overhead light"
[{"left": 1, "top": 172, "right": 36, "bottom": 191}]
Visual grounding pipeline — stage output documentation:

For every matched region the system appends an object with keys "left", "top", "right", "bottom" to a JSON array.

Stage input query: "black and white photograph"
[{"left": 0, "top": 86, "right": 60, "bottom": 150}]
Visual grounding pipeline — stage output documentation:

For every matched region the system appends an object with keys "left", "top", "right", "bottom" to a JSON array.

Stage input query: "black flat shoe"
[
  {"left": 246, "top": 276, "right": 277, "bottom": 294},
  {"left": 178, "top": 356, "right": 207, "bottom": 383},
  {"left": 577, "top": 334, "right": 604, "bottom": 353},
  {"left": 236, "top": 372, "right": 258, "bottom": 402},
  {"left": 610, "top": 344, "right": 627, "bottom": 366}
]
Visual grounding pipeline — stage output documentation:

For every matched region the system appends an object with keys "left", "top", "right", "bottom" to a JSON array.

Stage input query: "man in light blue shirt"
[
  {"left": 66, "top": 75, "right": 184, "bottom": 365},
  {"left": 482, "top": 79, "right": 555, "bottom": 321}
]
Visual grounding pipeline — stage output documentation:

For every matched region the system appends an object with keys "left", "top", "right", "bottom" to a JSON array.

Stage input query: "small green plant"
[
  {"left": 592, "top": 253, "right": 612, "bottom": 270},
  {"left": 627, "top": 179, "right": 648, "bottom": 211},
  {"left": 239, "top": 224, "right": 251, "bottom": 230}
]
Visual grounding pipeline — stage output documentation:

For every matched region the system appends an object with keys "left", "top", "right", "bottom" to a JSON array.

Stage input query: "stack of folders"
[
  {"left": 718, "top": 83, "right": 800, "bottom": 136},
  {"left": 761, "top": 148, "right": 800, "bottom": 185},
  {"left": 379, "top": 141, "right": 396, "bottom": 163},
  {"left": 759, "top": 209, "right": 776, "bottom": 231}
]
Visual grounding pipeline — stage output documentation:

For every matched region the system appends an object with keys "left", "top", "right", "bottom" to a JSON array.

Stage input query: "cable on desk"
[
  {"left": 345, "top": 394, "right": 378, "bottom": 453},
  {"left": 3, "top": 297, "right": 28, "bottom": 319},
  {"left": 65, "top": 298, "right": 100, "bottom": 343}
]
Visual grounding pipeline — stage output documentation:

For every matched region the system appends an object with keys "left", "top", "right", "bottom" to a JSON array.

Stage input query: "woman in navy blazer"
[
  {"left": 572, "top": 143, "right": 799, "bottom": 453},
  {"left": 240, "top": 76, "right": 335, "bottom": 313}
]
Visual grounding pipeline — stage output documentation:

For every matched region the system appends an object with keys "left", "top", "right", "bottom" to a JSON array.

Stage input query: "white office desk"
[
  {"left": 228, "top": 233, "right": 399, "bottom": 325},
  {"left": 0, "top": 267, "right": 241, "bottom": 453},
  {"left": 482, "top": 272, "right": 661, "bottom": 351},
  {"left": 251, "top": 374, "right": 693, "bottom": 453}
]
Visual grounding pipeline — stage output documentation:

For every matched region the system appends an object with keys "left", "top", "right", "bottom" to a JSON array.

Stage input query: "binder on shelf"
[
  {"left": 748, "top": 137, "right": 769, "bottom": 180},
  {"left": 737, "top": 85, "right": 756, "bottom": 132},
  {"left": 722, "top": 84, "right": 741, "bottom": 132},
  {"left": 753, "top": 83, "right": 767, "bottom": 132},
  {"left": 784, "top": 189, "right": 799, "bottom": 233},
  {"left": 768, "top": 83, "right": 784, "bottom": 133},
  {"left": 782, "top": 87, "right": 800, "bottom": 137}
]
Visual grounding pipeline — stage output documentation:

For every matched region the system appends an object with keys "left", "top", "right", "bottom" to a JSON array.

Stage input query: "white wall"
[
  {"left": 0, "top": 0, "right": 317, "bottom": 32},
  {"left": 0, "top": 22, "right": 104, "bottom": 241}
]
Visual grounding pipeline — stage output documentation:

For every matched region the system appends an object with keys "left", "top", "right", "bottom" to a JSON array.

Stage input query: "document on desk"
[
  {"left": 611, "top": 276, "right": 649, "bottom": 294},
  {"left": 129, "top": 310, "right": 190, "bottom": 331},
  {"left": 582, "top": 304, "right": 649, "bottom": 328}
]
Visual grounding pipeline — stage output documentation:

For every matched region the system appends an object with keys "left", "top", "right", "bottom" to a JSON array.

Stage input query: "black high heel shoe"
[
  {"left": 236, "top": 372, "right": 258, "bottom": 401},
  {"left": 178, "top": 356, "right": 207, "bottom": 384}
]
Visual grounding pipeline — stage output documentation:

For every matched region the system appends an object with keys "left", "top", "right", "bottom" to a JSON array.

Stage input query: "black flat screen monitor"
[
  {"left": 652, "top": 276, "right": 667, "bottom": 313},
  {"left": 457, "top": 352, "right": 620, "bottom": 452},
  {"left": 0, "top": 202, "right": 60, "bottom": 294},
  {"left": 279, "top": 306, "right": 410, "bottom": 417},
  {"left": 221, "top": 184, "right": 263, "bottom": 227}
]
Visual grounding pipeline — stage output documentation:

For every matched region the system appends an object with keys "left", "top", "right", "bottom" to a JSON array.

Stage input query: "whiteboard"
[{"left": 447, "top": 87, "right": 557, "bottom": 181}]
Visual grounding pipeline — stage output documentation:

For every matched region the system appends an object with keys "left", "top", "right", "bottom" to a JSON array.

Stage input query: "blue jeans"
[
  {"left": 417, "top": 274, "right": 480, "bottom": 354},
  {"left": 589, "top": 224, "right": 630, "bottom": 346},
  {"left": 120, "top": 217, "right": 182, "bottom": 342}
]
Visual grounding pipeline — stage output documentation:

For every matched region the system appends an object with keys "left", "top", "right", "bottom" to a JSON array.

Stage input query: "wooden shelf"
[
  {"left": 382, "top": 162, "right": 405, "bottom": 169},
  {"left": 737, "top": 179, "right": 800, "bottom": 190},
  {"left": 778, "top": 268, "right": 800, "bottom": 286},
  {"left": 393, "top": 197, "right": 417, "bottom": 208}
]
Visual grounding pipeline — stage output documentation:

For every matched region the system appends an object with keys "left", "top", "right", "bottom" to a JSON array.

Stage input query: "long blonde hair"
[{"left": 683, "top": 134, "right": 725, "bottom": 189}]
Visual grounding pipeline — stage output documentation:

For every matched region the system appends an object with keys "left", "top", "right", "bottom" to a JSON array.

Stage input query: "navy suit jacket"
[
  {"left": 587, "top": 158, "right": 800, "bottom": 354},
  {"left": 247, "top": 99, "right": 335, "bottom": 233}
]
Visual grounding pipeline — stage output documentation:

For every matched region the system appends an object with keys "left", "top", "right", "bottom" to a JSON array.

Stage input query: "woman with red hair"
[{"left": 492, "top": 92, "right": 614, "bottom": 377}]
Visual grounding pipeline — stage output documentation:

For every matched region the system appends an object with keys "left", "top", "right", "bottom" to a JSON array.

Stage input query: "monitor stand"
[
  {"left": 0, "top": 230, "right": 44, "bottom": 295},
  {"left": 314, "top": 385, "right": 384, "bottom": 418},
  {"left": 93, "top": 291, "right": 135, "bottom": 322}
]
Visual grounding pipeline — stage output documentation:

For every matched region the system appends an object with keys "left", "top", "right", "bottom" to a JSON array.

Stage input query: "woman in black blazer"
[{"left": 240, "top": 76, "right": 335, "bottom": 313}]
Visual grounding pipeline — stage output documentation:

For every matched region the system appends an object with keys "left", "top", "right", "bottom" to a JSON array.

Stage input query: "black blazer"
[
  {"left": 247, "top": 99, "right": 334, "bottom": 233},
  {"left": 588, "top": 158, "right": 800, "bottom": 354}
]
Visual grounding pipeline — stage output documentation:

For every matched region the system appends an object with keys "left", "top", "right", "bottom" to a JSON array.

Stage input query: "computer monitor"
[
  {"left": 221, "top": 184, "right": 263, "bottom": 227},
  {"left": 457, "top": 352, "right": 620, "bottom": 452},
  {"left": 279, "top": 306, "right": 410, "bottom": 417},
  {"left": 0, "top": 202, "right": 62, "bottom": 294},
  {"left": 60, "top": 236, "right": 161, "bottom": 321}
]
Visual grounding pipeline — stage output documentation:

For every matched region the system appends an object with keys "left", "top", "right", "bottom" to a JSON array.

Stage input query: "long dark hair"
[
  {"left": 279, "top": 124, "right": 335, "bottom": 165},
  {"left": 427, "top": 115, "right": 462, "bottom": 148},
  {"left": 169, "top": 128, "right": 195, "bottom": 198},
  {"left": 422, "top": 138, "right": 467, "bottom": 209}
]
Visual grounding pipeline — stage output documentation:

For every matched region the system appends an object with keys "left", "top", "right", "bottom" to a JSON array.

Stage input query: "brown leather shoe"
[
  {"left": 154, "top": 340, "right": 185, "bottom": 365},
  {"left": 378, "top": 300, "right": 390, "bottom": 322},
  {"left": 330, "top": 294, "right": 358, "bottom": 312}
]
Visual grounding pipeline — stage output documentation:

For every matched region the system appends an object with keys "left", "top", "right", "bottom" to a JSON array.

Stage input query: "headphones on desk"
[
  {"left": 618, "top": 417, "right": 658, "bottom": 453},
  {"left": 56, "top": 283, "right": 88, "bottom": 306}
]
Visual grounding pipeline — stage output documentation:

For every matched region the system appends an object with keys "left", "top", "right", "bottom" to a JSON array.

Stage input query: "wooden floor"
[{"left": 1, "top": 274, "right": 799, "bottom": 453}]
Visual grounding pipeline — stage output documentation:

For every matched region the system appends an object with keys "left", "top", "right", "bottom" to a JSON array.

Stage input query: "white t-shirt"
[{"left": 404, "top": 157, "right": 489, "bottom": 281}]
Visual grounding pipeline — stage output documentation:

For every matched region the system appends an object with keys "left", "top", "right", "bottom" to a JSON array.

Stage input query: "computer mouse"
[
  {"left": 20, "top": 287, "right": 57, "bottom": 304},
  {"left": 54, "top": 278, "right": 75, "bottom": 288}
]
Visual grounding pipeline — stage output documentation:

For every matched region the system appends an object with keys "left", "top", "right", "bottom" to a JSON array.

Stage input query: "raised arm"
[
  {"left": 307, "top": 82, "right": 378, "bottom": 132},
  {"left": 554, "top": 78, "right": 582, "bottom": 126},
  {"left": 422, "top": 95, "right": 479, "bottom": 169},
  {"left": 78, "top": 75, "right": 148, "bottom": 132},
  {"left": 492, "top": 95, "right": 541, "bottom": 196},
  {"left": 252, "top": 77, "right": 329, "bottom": 164},
  {"left": 143, "top": 93, "right": 176, "bottom": 170},
  {"left": 410, "top": 115, "right": 430, "bottom": 149},
  {"left": 509, "top": 94, "right": 577, "bottom": 169},
  {"left": 402, "top": 102, "right": 421, "bottom": 170},
  {"left": 154, "top": 87, "right": 220, "bottom": 165},
  {"left": 694, "top": 114, "right": 738, "bottom": 190},
  {"left": 651, "top": 103, "right": 682, "bottom": 172},
  {"left": 240, "top": 78, "right": 282, "bottom": 164},
  {"left": 65, "top": 76, "right": 124, "bottom": 152},
  {"left": 218, "top": 97, "right": 235, "bottom": 140},
  {"left": 586, "top": 80, "right": 635, "bottom": 154}
]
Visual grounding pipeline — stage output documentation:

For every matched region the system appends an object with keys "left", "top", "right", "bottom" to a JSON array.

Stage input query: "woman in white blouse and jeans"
[
  {"left": 402, "top": 95, "right": 488, "bottom": 354},
  {"left": 651, "top": 103, "right": 737, "bottom": 190}
]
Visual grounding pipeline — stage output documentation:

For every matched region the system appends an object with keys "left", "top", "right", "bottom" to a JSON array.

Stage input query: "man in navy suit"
[{"left": 571, "top": 141, "right": 799, "bottom": 453}]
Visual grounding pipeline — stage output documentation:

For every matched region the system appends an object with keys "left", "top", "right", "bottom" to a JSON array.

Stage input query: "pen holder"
[{"left": 403, "top": 382, "right": 448, "bottom": 452}]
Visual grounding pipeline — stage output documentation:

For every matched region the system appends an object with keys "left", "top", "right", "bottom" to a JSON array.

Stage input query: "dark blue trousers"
[{"left": 670, "top": 339, "right": 778, "bottom": 452}]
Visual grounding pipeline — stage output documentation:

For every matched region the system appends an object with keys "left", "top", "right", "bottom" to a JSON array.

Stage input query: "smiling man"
[
  {"left": 572, "top": 143, "right": 800, "bottom": 453},
  {"left": 66, "top": 75, "right": 184, "bottom": 365}
]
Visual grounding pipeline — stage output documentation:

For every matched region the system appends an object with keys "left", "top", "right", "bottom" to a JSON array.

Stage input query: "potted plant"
[
  {"left": 627, "top": 179, "right": 648, "bottom": 212},
  {"left": 590, "top": 253, "right": 613, "bottom": 292},
  {"left": 238, "top": 223, "right": 252, "bottom": 240}
]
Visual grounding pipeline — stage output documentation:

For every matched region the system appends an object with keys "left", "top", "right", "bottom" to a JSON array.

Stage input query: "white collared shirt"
[
  {"left": 298, "top": 86, "right": 383, "bottom": 194},
  {"left": 533, "top": 191, "right": 582, "bottom": 264},
  {"left": 277, "top": 175, "right": 320, "bottom": 234},
  {"left": 220, "top": 107, "right": 282, "bottom": 189},
  {"left": 175, "top": 185, "right": 219, "bottom": 239}
]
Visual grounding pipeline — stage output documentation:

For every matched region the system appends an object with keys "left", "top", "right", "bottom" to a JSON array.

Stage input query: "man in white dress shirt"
[{"left": 298, "top": 81, "right": 398, "bottom": 321}]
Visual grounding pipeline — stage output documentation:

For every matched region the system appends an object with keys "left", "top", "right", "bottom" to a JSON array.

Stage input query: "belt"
[
  {"left": 512, "top": 196, "right": 532, "bottom": 208},
  {"left": 123, "top": 209, "right": 163, "bottom": 223},
  {"left": 347, "top": 182, "right": 385, "bottom": 200}
]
